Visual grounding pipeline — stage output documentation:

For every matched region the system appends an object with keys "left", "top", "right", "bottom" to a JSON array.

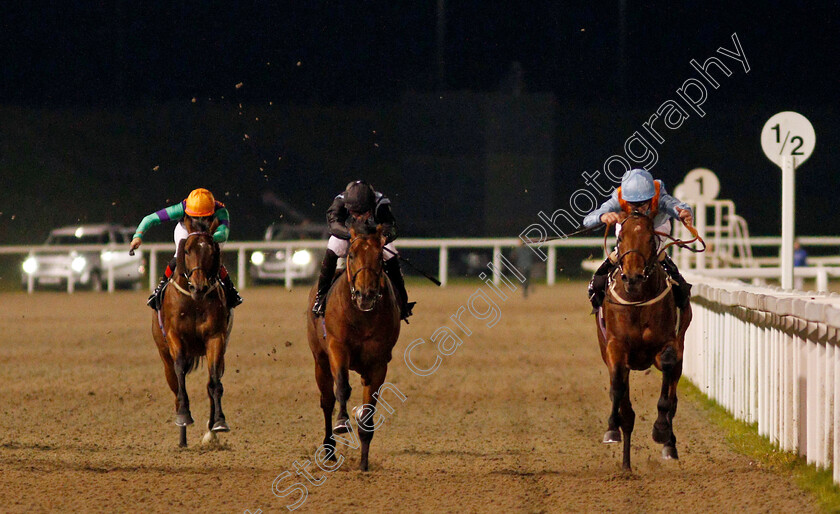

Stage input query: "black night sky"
[{"left": 1, "top": 1, "right": 839, "bottom": 242}]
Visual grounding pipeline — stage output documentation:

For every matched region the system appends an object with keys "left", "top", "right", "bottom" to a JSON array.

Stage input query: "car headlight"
[
  {"left": 292, "top": 250, "right": 312, "bottom": 266},
  {"left": 71, "top": 256, "right": 87, "bottom": 273},
  {"left": 250, "top": 251, "right": 265, "bottom": 266},
  {"left": 22, "top": 257, "right": 38, "bottom": 274}
]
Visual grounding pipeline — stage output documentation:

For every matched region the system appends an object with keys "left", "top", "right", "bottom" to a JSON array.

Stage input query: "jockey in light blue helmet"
[
  {"left": 621, "top": 168, "right": 657, "bottom": 202},
  {"left": 583, "top": 168, "right": 694, "bottom": 311}
]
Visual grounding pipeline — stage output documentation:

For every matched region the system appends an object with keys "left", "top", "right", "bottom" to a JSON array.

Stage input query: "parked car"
[
  {"left": 21, "top": 224, "right": 145, "bottom": 290},
  {"left": 249, "top": 223, "right": 329, "bottom": 284}
]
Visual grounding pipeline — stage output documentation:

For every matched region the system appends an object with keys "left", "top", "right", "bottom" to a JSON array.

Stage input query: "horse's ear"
[
  {"left": 617, "top": 212, "right": 629, "bottom": 224},
  {"left": 349, "top": 226, "right": 357, "bottom": 239},
  {"left": 209, "top": 217, "right": 220, "bottom": 234},
  {"left": 184, "top": 216, "right": 194, "bottom": 232}
]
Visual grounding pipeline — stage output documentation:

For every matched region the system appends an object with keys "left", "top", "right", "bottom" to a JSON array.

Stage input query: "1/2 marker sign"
[{"left": 760, "top": 111, "right": 815, "bottom": 168}]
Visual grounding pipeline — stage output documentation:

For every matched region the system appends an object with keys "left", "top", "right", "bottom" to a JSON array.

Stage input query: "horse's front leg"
[
  {"left": 206, "top": 335, "right": 229, "bottom": 433},
  {"left": 170, "top": 338, "right": 194, "bottom": 447},
  {"left": 356, "top": 365, "right": 387, "bottom": 472},
  {"left": 314, "top": 353, "right": 337, "bottom": 459},
  {"left": 654, "top": 344, "right": 682, "bottom": 459},
  {"left": 604, "top": 348, "right": 633, "bottom": 470},
  {"left": 602, "top": 348, "right": 628, "bottom": 445},
  {"left": 327, "top": 337, "right": 352, "bottom": 434}
]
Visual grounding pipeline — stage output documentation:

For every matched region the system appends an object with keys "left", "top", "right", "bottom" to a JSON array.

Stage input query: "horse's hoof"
[
  {"left": 175, "top": 413, "right": 194, "bottom": 427},
  {"left": 202, "top": 431, "right": 219, "bottom": 445},
  {"left": 603, "top": 430, "right": 621, "bottom": 443},
  {"left": 211, "top": 420, "right": 230, "bottom": 432},
  {"left": 662, "top": 446, "right": 679, "bottom": 460},
  {"left": 652, "top": 423, "right": 671, "bottom": 444},
  {"left": 333, "top": 418, "right": 350, "bottom": 434}
]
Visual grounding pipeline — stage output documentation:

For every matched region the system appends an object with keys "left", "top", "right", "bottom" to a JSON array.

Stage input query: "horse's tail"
[{"left": 185, "top": 355, "right": 204, "bottom": 374}]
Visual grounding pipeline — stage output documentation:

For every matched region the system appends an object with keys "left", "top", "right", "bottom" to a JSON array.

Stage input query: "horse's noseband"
[{"left": 349, "top": 265, "right": 384, "bottom": 307}]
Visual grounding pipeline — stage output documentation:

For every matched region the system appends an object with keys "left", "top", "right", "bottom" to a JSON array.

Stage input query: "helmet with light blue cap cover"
[{"left": 620, "top": 169, "right": 656, "bottom": 202}]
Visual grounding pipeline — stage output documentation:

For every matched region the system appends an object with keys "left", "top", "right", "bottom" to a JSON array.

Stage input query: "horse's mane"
[
  {"left": 188, "top": 215, "right": 212, "bottom": 233},
  {"left": 350, "top": 218, "right": 379, "bottom": 237}
]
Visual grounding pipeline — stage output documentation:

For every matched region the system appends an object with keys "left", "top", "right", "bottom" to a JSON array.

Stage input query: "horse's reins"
[{"left": 604, "top": 213, "right": 705, "bottom": 308}]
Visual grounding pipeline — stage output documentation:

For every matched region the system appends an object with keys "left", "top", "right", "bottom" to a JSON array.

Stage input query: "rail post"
[
  {"left": 438, "top": 245, "right": 448, "bottom": 287},
  {"left": 238, "top": 246, "right": 247, "bottom": 290},
  {"left": 547, "top": 245, "right": 556, "bottom": 285}
]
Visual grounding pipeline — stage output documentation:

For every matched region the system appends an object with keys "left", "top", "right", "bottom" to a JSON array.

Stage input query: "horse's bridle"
[
  {"left": 614, "top": 241, "right": 659, "bottom": 282},
  {"left": 180, "top": 231, "right": 220, "bottom": 294},
  {"left": 612, "top": 213, "right": 659, "bottom": 283},
  {"left": 346, "top": 237, "right": 384, "bottom": 310}
]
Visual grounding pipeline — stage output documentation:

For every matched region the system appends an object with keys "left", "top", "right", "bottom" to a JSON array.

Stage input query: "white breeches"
[
  {"left": 173, "top": 222, "right": 224, "bottom": 257},
  {"left": 327, "top": 235, "right": 398, "bottom": 260}
]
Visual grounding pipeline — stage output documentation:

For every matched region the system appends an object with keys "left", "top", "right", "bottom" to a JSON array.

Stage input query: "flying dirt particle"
[
  {"left": 235, "top": 82, "right": 243, "bottom": 89},
  {"left": 285, "top": 341, "right": 293, "bottom": 347},
  {"left": 191, "top": 97, "right": 197, "bottom": 103},
  {"left": 255, "top": 117, "right": 260, "bottom": 121},
  {"left": 153, "top": 165, "right": 160, "bottom": 171},
  {"left": 243, "top": 134, "right": 250, "bottom": 139},
  {"left": 269, "top": 101, "right": 273, "bottom": 106},
  {"left": 88, "top": 391, "right": 95, "bottom": 396},
  {"left": 581, "top": 28, "right": 586, "bottom": 32},
  {"left": 266, "top": 62, "right": 271, "bottom": 66},
  {"left": 296, "top": 61, "right": 302, "bottom": 66},
  {"left": 112, "top": 202, "right": 116, "bottom": 206},
  {"left": 235, "top": 369, "right": 240, "bottom": 373},
  {"left": 374, "top": 143, "right": 379, "bottom": 148}
]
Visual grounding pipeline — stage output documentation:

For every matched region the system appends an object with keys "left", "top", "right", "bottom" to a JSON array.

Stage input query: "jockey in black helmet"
[{"left": 311, "top": 180, "right": 415, "bottom": 321}]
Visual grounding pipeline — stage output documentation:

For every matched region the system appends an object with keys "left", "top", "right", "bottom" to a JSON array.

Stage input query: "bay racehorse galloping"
[
  {"left": 151, "top": 216, "right": 233, "bottom": 447},
  {"left": 306, "top": 223, "right": 401, "bottom": 471},
  {"left": 597, "top": 211, "right": 692, "bottom": 471}
]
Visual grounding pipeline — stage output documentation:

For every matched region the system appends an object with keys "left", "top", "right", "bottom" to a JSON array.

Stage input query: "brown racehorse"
[
  {"left": 306, "top": 223, "right": 401, "bottom": 471},
  {"left": 151, "top": 216, "right": 233, "bottom": 447},
  {"left": 597, "top": 211, "right": 692, "bottom": 471}
]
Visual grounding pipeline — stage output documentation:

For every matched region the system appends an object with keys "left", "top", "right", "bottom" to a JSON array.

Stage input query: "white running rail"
[{"left": 684, "top": 271, "right": 840, "bottom": 483}]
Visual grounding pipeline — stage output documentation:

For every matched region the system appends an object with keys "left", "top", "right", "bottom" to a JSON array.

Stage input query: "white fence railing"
[
  {"left": 2, "top": 237, "right": 609, "bottom": 293},
  {"left": 683, "top": 271, "right": 840, "bottom": 483},
  {"left": 4, "top": 235, "right": 840, "bottom": 293}
]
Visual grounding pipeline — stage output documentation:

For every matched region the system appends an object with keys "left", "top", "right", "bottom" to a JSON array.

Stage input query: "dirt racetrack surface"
[{"left": 0, "top": 282, "right": 820, "bottom": 513}]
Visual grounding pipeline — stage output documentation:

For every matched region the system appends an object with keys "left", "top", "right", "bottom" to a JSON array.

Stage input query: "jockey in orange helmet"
[
  {"left": 129, "top": 188, "right": 243, "bottom": 310},
  {"left": 583, "top": 169, "right": 693, "bottom": 311}
]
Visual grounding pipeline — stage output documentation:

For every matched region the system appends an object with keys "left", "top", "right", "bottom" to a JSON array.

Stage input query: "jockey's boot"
[
  {"left": 147, "top": 258, "right": 176, "bottom": 310},
  {"left": 661, "top": 254, "right": 692, "bottom": 309},
  {"left": 219, "top": 265, "right": 243, "bottom": 309},
  {"left": 312, "top": 250, "right": 339, "bottom": 317},
  {"left": 588, "top": 257, "right": 615, "bottom": 312},
  {"left": 384, "top": 258, "right": 415, "bottom": 322}
]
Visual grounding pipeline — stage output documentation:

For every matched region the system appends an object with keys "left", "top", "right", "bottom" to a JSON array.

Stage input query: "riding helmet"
[
  {"left": 621, "top": 169, "right": 656, "bottom": 202},
  {"left": 185, "top": 188, "right": 216, "bottom": 217},
  {"left": 343, "top": 181, "right": 376, "bottom": 213}
]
